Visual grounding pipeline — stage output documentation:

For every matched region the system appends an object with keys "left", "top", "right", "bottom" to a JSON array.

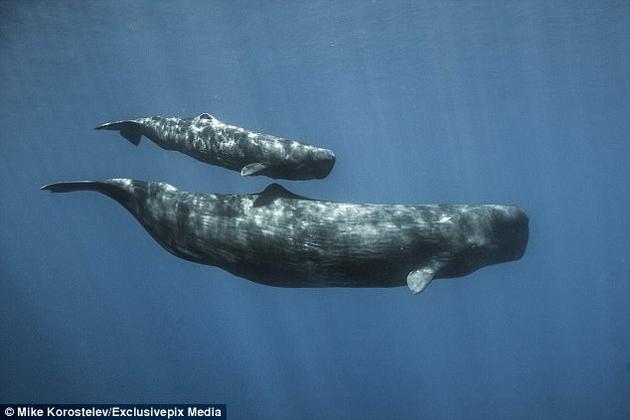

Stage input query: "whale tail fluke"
[
  {"left": 41, "top": 180, "right": 125, "bottom": 199},
  {"left": 95, "top": 120, "right": 142, "bottom": 145},
  {"left": 41, "top": 180, "right": 137, "bottom": 208},
  {"left": 41, "top": 181, "right": 107, "bottom": 193}
]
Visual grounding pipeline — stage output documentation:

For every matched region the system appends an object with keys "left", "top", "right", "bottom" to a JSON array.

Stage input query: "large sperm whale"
[
  {"left": 42, "top": 179, "right": 528, "bottom": 294},
  {"left": 95, "top": 113, "right": 336, "bottom": 180}
]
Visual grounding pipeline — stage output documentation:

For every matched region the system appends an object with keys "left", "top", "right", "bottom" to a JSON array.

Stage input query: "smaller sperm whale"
[{"left": 95, "top": 113, "right": 336, "bottom": 180}]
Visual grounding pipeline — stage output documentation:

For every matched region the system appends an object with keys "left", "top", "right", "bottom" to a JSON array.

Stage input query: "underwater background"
[{"left": 1, "top": 1, "right": 629, "bottom": 419}]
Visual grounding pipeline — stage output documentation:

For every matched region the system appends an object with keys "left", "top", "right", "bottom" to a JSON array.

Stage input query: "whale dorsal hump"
[
  {"left": 407, "top": 262, "right": 441, "bottom": 294},
  {"left": 253, "top": 183, "right": 310, "bottom": 207},
  {"left": 241, "top": 162, "right": 268, "bottom": 177},
  {"left": 197, "top": 113, "right": 214, "bottom": 120}
]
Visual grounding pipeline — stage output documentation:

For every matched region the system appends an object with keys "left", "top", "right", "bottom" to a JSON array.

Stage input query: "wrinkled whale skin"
[
  {"left": 42, "top": 179, "right": 528, "bottom": 294},
  {"left": 96, "top": 114, "right": 336, "bottom": 180}
]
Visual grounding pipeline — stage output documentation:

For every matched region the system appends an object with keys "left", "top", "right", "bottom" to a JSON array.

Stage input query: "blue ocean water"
[{"left": 1, "top": 1, "right": 629, "bottom": 419}]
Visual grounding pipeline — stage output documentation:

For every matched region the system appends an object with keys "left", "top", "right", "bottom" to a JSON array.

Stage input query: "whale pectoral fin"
[
  {"left": 407, "top": 265, "right": 439, "bottom": 295},
  {"left": 241, "top": 162, "right": 268, "bottom": 177},
  {"left": 198, "top": 113, "right": 214, "bottom": 120},
  {"left": 253, "top": 183, "right": 310, "bottom": 207}
]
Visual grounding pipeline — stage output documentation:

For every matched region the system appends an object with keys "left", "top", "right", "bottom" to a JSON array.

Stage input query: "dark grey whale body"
[
  {"left": 96, "top": 114, "right": 336, "bottom": 180},
  {"left": 42, "top": 179, "right": 528, "bottom": 294}
]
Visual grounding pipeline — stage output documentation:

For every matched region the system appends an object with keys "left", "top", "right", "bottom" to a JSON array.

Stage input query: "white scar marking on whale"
[
  {"left": 271, "top": 206, "right": 285, "bottom": 220},
  {"left": 112, "top": 178, "right": 132, "bottom": 187},
  {"left": 214, "top": 119, "right": 246, "bottom": 134},
  {"left": 209, "top": 118, "right": 227, "bottom": 130},
  {"left": 159, "top": 183, "right": 177, "bottom": 193}
]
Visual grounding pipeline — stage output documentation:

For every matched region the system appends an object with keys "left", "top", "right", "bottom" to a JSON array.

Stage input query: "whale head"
[
  {"left": 485, "top": 205, "right": 529, "bottom": 264},
  {"left": 304, "top": 147, "right": 336, "bottom": 179},
  {"left": 441, "top": 205, "right": 529, "bottom": 278},
  {"left": 257, "top": 145, "right": 336, "bottom": 180},
  {"left": 281, "top": 146, "right": 336, "bottom": 180}
]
